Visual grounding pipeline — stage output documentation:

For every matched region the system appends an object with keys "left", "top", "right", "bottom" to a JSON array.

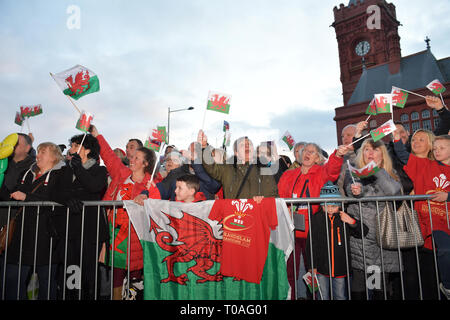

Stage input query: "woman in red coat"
[
  {"left": 278, "top": 142, "right": 349, "bottom": 299},
  {"left": 90, "top": 125, "right": 159, "bottom": 300}
]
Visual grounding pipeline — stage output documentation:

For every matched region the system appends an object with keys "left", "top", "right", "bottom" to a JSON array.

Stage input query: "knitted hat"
[{"left": 319, "top": 181, "right": 342, "bottom": 206}]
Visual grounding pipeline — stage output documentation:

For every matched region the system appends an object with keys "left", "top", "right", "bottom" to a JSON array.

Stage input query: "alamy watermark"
[{"left": 66, "top": 5, "right": 81, "bottom": 30}]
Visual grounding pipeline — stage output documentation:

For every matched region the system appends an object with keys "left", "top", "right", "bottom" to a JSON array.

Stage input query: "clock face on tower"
[{"left": 355, "top": 40, "right": 371, "bottom": 56}]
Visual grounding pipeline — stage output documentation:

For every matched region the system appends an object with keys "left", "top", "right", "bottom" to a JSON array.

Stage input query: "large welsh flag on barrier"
[{"left": 124, "top": 198, "right": 294, "bottom": 300}]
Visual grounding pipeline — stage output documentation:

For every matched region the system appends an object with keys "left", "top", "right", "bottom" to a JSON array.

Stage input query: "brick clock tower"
[
  {"left": 332, "top": 0, "right": 401, "bottom": 106},
  {"left": 332, "top": 0, "right": 450, "bottom": 144}
]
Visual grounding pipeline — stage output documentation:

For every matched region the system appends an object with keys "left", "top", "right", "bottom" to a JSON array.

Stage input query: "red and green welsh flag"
[
  {"left": 370, "top": 119, "right": 396, "bottom": 142},
  {"left": 144, "top": 127, "right": 165, "bottom": 152},
  {"left": 374, "top": 94, "right": 392, "bottom": 114},
  {"left": 426, "top": 79, "right": 446, "bottom": 95},
  {"left": 124, "top": 198, "right": 294, "bottom": 300},
  {"left": 52, "top": 65, "right": 100, "bottom": 100},
  {"left": 348, "top": 160, "right": 380, "bottom": 179},
  {"left": 75, "top": 111, "right": 94, "bottom": 133},
  {"left": 282, "top": 131, "right": 295, "bottom": 150},
  {"left": 14, "top": 112, "right": 24, "bottom": 126},
  {"left": 20, "top": 105, "right": 43, "bottom": 118},
  {"left": 391, "top": 87, "right": 408, "bottom": 108},
  {"left": 365, "top": 98, "right": 377, "bottom": 115},
  {"left": 207, "top": 91, "right": 231, "bottom": 114}
]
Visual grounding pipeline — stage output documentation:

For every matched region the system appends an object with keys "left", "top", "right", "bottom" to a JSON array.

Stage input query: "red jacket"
[
  {"left": 98, "top": 134, "right": 160, "bottom": 271},
  {"left": 278, "top": 150, "right": 343, "bottom": 238}
]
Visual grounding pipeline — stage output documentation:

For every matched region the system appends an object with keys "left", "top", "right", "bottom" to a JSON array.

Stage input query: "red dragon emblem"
[
  {"left": 65, "top": 70, "right": 91, "bottom": 97},
  {"left": 149, "top": 210, "right": 223, "bottom": 285},
  {"left": 209, "top": 94, "right": 230, "bottom": 112}
]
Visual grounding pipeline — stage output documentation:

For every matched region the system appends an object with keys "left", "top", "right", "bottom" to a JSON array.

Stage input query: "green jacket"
[{"left": 202, "top": 160, "right": 278, "bottom": 199}]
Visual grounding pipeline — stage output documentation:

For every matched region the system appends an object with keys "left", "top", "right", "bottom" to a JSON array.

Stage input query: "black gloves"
[
  {"left": 66, "top": 198, "right": 84, "bottom": 214},
  {"left": 70, "top": 153, "right": 83, "bottom": 171}
]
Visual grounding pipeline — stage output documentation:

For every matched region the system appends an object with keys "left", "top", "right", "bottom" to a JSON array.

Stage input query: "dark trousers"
[
  {"left": 1, "top": 261, "right": 57, "bottom": 300},
  {"left": 286, "top": 238, "right": 308, "bottom": 300}
]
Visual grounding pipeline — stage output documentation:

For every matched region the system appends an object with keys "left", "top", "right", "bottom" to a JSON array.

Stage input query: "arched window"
[
  {"left": 400, "top": 113, "right": 409, "bottom": 122},
  {"left": 422, "top": 119, "right": 432, "bottom": 131},
  {"left": 422, "top": 109, "right": 430, "bottom": 119},
  {"left": 411, "top": 112, "right": 419, "bottom": 121}
]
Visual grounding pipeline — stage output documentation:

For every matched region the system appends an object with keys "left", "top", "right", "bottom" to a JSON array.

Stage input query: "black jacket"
[
  {"left": 5, "top": 161, "right": 65, "bottom": 265},
  {"left": 305, "top": 208, "right": 368, "bottom": 277}
]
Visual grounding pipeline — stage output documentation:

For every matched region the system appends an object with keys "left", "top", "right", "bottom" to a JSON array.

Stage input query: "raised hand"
[{"left": 425, "top": 95, "right": 444, "bottom": 110}]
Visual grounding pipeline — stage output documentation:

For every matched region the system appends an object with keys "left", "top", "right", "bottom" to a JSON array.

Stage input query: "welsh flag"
[
  {"left": 223, "top": 120, "right": 230, "bottom": 132},
  {"left": 75, "top": 111, "right": 93, "bottom": 133},
  {"left": 347, "top": 160, "right": 380, "bottom": 179},
  {"left": 144, "top": 127, "right": 165, "bottom": 152},
  {"left": 374, "top": 94, "right": 392, "bottom": 114},
  {"left": 391, "top": 86, "right": 408, "bottom": 108},
  {"left": 124, "top": 198, "right": 294, "bottom": 300},
  {"left": 52, "top": 65, "right": 100, "bottom": 100},
  {"left": 426, "top": 79, "right": 446, "bottom": 95},
  {"left": 14, "top": 112, "right": 24, "bottom": 126},
  {"left": 303, "top": 271, "right": 320, "bottom": 294},
  {"left": 207, "top": 91, "right": 231, "bottom": 114},
  {"left": 365, "top": 98, "right": 377, "bottom": 115},
  {"left": 157, "top": 126, "right": 168, "bottom": 144},
  {"left": 370, "top": 119, "right": 397, "bottom": 142},
  {"left": 20, "top": 105, "right": 43, "bottom": 118},
  {"left": 282, "top": 131, "right": 295, "bottom": 151}
]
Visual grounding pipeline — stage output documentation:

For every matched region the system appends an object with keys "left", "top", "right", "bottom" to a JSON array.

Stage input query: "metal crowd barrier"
[{"left": 0, "top": 195, "right": 448, "bottom": 300}]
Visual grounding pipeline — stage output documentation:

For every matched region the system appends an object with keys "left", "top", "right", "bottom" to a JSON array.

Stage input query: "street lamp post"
[{"left": 167, "top": 106, "right": 194, "bottom": 144}]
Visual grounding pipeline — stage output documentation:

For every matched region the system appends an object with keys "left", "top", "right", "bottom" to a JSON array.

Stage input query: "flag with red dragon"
[
  {"left": 124, "top": 199, "right": 294, "bottom": 300},
  {"left": 52, "top": 65, "right": 100, "bottom": 100}
]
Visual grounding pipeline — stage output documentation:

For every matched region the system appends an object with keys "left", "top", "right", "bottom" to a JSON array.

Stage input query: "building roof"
[
  {"left": 347, "top": 49, "right": 450, "bottom": 105},
  {"left": 348, "top": 0, "right": 364, "bottom": 6}
]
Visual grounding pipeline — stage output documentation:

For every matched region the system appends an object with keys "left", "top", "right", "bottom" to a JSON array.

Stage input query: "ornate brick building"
[{"left": 332, "top": 0, "right": 450, "bottom": 144}]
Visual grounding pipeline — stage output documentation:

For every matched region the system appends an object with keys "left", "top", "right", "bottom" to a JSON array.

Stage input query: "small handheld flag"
[
  {"left": 52, "top": 65, "right": 100, "bottom": 101},
  {"left": 20, "top": 105, "right": 43, "bottom": 118},
  {"left": 391, "top": 87, "right": 408, "bottom": 108},
  {"left": 365, "top": 98, "right": 377, "bottom": 115},
  {"left": 370, "top": 119, "right": 397, "bottom": 142},
  {"left": 14, "top": 112, "right": 24, "bottom": 126},
  {"left": 374, "top": 94, "right": 392, "bottom": 114},
  {"left": 426, "top": 79, "right": 446, "bottom": 96},
  {"left": 75, "top": 111, "right": 94, "bottom": 133},
  {"left": 207, "top": 91, "right": 231, "bottom": 114},
  {"left": 348, "top": 160, "right": 380, "bottom": 179},
  {"left": 281, "top": 131, "right": 295, "bottom": 151},
  {"left": 144, "top": 128, "right": 165, "bottom": 152}
]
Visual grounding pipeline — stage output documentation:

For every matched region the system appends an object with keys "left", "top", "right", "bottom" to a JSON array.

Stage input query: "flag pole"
[
  {"left": 440, "top": 93, "right": 447, "bottom": 108},
  {"left": 26, "top": 117, "right": 31, "bottom": 132},
  {"left": 364, "top": 114, "right": 371, "bottom": 122},
  {"left": 346, "top": 133, "right": 370, "bottom": 147},
  {"left": 148, "top": 142, "right": 166, "bottom": 188},
  {"left": 77, "top": 132, "right": 87, "bottom": 154},
  {"left": 347, "top": 160, "right": 356, "bottom": 185},
  {"left": 396, "top": 87, "right": 427, "bottom": 99},
  {"left": 49, "top": 72, "right": 82, "bottom": 115}
]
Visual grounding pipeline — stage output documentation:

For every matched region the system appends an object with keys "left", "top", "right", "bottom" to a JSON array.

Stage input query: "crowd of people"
[{"left": 0, "top": 95, "right": 449, "bottom": 300}]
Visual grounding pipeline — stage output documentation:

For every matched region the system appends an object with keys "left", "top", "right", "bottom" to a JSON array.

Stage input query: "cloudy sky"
[{"left": 1, "top": 0, "right": 449, "bottom": 158}]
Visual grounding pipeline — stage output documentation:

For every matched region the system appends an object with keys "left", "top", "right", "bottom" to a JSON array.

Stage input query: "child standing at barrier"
[
  {"left": 402, "top": 135, "right": 450, "bottom": 299},
  {"left": 305, "top": 182, "right": 368, "bottom": 300}
]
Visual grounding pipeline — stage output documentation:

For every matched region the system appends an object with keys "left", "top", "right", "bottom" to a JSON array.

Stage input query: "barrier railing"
[{"left": 0, "top": 195, "right": 448, "bottom": 300}]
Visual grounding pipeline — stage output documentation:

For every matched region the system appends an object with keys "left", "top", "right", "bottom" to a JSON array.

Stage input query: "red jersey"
[
  {"left": 209, "top": 198, "right": 278, "bottom": 283},
  {"left": 404, "top": 154, "right": 450, "bottom": 249}
]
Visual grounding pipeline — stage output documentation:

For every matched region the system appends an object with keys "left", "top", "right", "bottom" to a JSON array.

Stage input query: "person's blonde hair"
[
  {"left": 411, "top": 129, "right": 435, "bottom": 160},
  {"left": 355, "top": 138, "right": 399, "bottom": 181},
  {"left": 37, "top": 142, "right": 64, "bottom": 166}
]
